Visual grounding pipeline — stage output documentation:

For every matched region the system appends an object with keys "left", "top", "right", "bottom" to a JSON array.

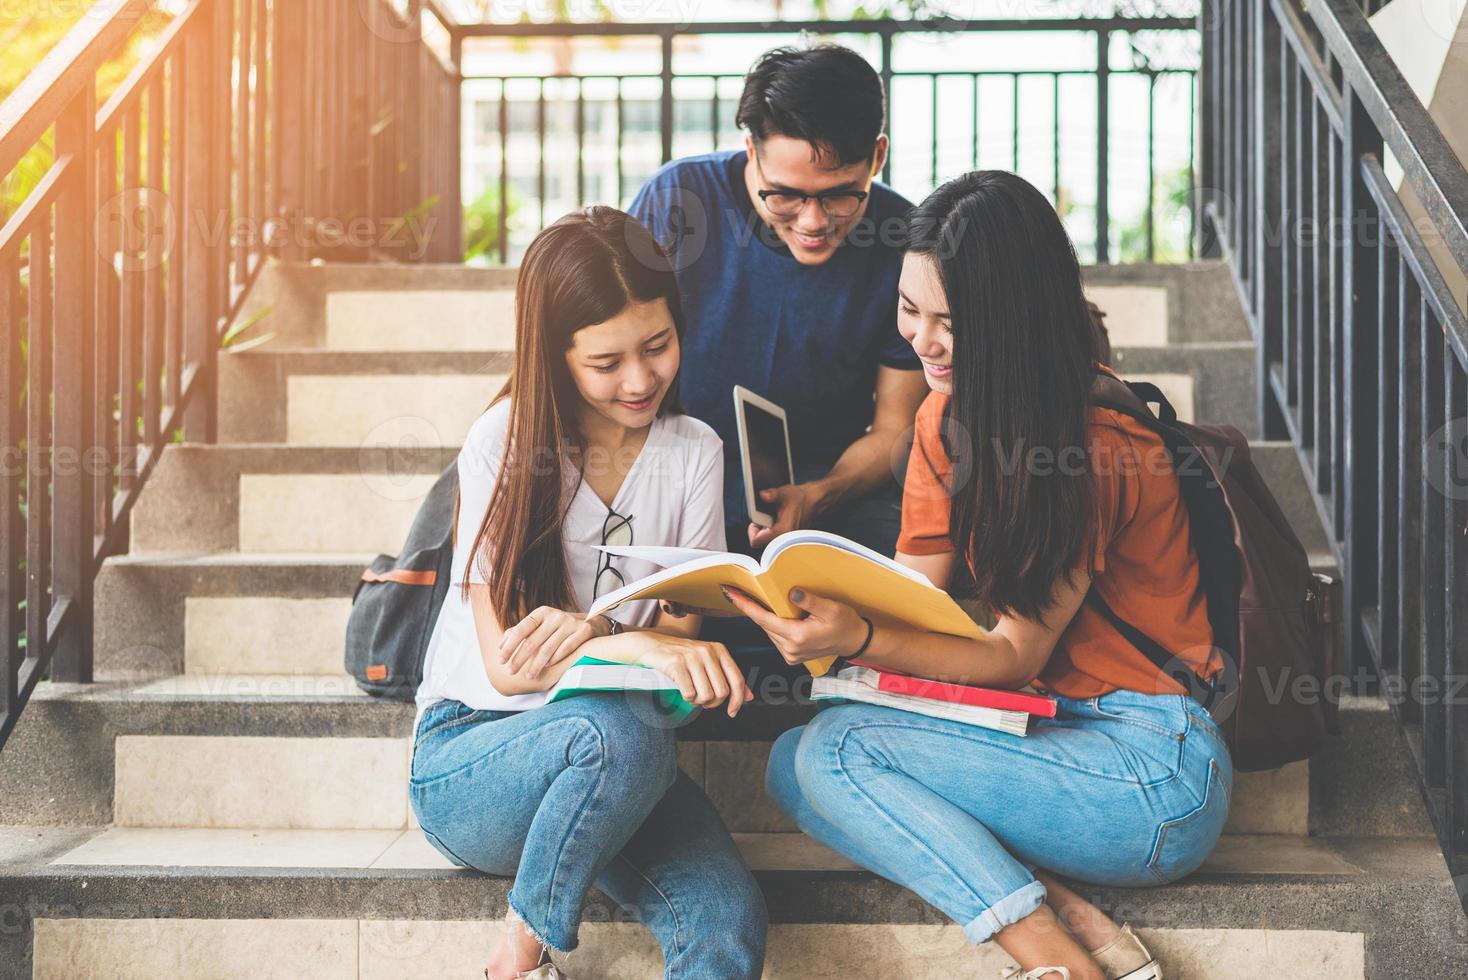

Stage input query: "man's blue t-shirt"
[{"left": 628, "top": 150, "right": 920, "bottom": 526}]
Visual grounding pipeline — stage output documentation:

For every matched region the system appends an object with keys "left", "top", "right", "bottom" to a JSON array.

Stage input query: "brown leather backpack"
[{"left": 1088, "top": 372, "right": 1342, "bottom": 772}]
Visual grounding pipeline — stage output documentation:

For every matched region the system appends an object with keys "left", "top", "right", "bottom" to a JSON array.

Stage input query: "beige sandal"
[{"left": 1089, "top": 923, "right": 1162, "bottom": 980}]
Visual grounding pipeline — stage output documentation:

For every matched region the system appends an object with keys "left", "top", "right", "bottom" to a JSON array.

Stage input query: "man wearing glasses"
[{"left": 629, "top": 44, "right": 929, "bottom": 645}]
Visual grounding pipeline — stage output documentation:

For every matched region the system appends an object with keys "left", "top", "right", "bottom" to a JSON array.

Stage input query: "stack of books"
[{"left": 811, "top": 663, "right": 1058, "bottom": 736}]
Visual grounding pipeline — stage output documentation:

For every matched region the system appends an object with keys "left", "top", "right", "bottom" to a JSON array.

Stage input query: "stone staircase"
[{"left": 1, "top": 261, "right": 1465, "bottom": 979}]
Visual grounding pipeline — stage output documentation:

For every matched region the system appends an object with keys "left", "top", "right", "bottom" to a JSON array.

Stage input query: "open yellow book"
[{"left": 587, "top": 530, "right": 983, "bottom": 678}]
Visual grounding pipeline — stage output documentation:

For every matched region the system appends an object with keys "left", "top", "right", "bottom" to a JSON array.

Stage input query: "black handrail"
[
  {"left": 0, "top": 0, "right": 463, "bottom": 751},
  {"left": 1202, "top": 0, "right": 1468, "bottom": 908}
]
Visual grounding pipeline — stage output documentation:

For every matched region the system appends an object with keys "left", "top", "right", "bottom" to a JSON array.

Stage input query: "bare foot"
[
  {"left": 1034, "top": 870, "right": 1121, "bottom": 953},
  {"left": 993, "top": 904, "right": 1106, "bottom": 980}
]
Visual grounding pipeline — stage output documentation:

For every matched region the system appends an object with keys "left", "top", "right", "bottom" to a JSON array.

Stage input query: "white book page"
[
  {"left": 592, "top": 545, "right": 725, "bottom": 568},
  {"left": 585, "top": 551, "right": 763, "bottom": 618},
  {"left": 762, "top": 529, "right": 933, "bottom": 586}
]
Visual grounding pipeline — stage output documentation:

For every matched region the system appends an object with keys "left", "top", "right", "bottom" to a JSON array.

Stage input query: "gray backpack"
[{"left": 344, "top": 463, "right": 459, "bottom": 699}]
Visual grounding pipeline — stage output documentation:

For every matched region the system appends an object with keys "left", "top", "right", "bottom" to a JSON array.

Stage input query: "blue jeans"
[
  {"left": 766, "top": 688, "right": 1232, "bottom": 944},
  {"left": 410, "top": 694, "right": 767, "bottom": 978}
]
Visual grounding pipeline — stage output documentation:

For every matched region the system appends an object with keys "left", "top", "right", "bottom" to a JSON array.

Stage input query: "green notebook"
[{"left": 545, "top": 655, "right": 701, "bottom": 726}]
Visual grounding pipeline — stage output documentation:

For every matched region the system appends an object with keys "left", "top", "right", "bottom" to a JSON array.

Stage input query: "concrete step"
[
  {"left": 234, "top": 262, "right": 517, "bottom": 349},
  {"left": 214, "top": 344, "right": 1251, "bottom": 447},
  {"left": 1, "top": 826, "right": 1463, "bottom": 978},
  {"left": 95, "top": 552, "right": 369, "bottom": 677},
  {"left": 124, "top": 435, "right": 1317, "bottom": 561},
  {"left": 218, "top": 349, "right": 512, "bottom": 446},
  {"left": 126, "top": 445, "right": 456, "bottom": 554},
  {"left": 0, "top": 678, "right": 1434, "bottom": 841},
  {"left": 233, "top": 259, "right": 1249, "bottom": 352},
  {"left": 1082, "top": 261, "right": 1252, "bottom": 343}
]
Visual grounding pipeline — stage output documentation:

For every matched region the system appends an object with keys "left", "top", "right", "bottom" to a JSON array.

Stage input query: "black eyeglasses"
[
  {"left": 753, "top": 155, "right": 870, "bottom": 218},
  {"left": 594, "top": 508, "right": 633, "bottom": 600}
]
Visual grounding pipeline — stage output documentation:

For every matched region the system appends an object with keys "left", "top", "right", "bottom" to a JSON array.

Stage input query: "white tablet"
[{"left": 733, "top": 385, "right": 795, "bottom": 527}]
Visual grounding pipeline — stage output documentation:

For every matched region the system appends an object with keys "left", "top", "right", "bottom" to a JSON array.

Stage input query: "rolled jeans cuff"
[{"left": 962, "top": 879, "right": 1047, "bottom": 945}]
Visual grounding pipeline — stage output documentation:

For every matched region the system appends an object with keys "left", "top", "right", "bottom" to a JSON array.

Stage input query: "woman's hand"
[
  {"left": 630, "top": 633, "right": 753, "bottom": 718},
  {"left": 722, "top": 587, "right": 868, "bottom": 666},
  {"left": 498, "top": 606, "right": 607, "bottom": 680}
]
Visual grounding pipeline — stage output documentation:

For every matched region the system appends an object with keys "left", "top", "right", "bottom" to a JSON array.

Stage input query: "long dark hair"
[
  {"left": 458, "top": 206, "right": 685, "bottom": 623},
  {"left": 906, "top": 171, "right": 1100, "bottom": 622}
]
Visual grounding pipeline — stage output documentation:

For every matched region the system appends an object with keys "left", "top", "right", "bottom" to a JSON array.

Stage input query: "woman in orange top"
[{"left": 731, "top": 171, "right": 1230, "bottom": 980}]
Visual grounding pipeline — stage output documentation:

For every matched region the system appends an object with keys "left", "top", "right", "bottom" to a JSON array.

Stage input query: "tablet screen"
[{"left": 742, "top": 400, "right": 793, "bottom": 495}]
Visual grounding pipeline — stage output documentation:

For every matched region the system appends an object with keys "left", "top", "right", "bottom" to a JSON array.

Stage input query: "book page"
[{"left": 761, "top": 529, "right": 932, "bottom": 586}]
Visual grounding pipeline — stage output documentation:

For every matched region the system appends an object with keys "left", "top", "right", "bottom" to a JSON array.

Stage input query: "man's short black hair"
[{"left": 736, "top": 44, "right": 886, "bottom": 168}]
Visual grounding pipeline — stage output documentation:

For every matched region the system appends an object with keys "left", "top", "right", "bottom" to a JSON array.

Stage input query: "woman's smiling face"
[
  {"left": 897, "top": 251, "right": 953, "bottom": 394},
  {"left": 564, "top": 297, "right": 680, "bottom": 428}
]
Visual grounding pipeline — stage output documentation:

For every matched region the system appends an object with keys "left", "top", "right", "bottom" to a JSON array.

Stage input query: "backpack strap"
[
  {"left": 1084, "top": 589, "right": 1216, "bottom": 702},
  {"left": 1086, "top": 370, "right": 1217, "bottom": 704}
]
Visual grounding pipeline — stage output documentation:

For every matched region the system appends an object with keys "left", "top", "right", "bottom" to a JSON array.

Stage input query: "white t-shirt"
[{"left": 414, "top": 399, "right": 726, "bottom": 726}]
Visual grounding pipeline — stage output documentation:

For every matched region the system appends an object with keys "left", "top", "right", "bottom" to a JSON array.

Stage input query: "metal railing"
[
  {"left": 455, "top": 17, "right": 1198, "bottom": 265},
  {"left": 0, "top": 0, "right": 462, "bottom": 749},
  {"left": 1202, "top": 0, "right": 1468, "bottom": 907}
]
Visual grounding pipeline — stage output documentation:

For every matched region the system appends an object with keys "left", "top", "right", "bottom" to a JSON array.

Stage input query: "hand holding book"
[{"left": 721, "top": 586, "right": 871, "bottom": 670}]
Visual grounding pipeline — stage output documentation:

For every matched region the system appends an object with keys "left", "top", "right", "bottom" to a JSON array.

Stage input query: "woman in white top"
[{"left": 410, "top": 207, "right": 766, "bottom": 980}]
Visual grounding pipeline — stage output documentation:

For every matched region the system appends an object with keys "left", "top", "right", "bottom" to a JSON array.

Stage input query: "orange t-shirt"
[{"left": 896, "top": 379, "right": 1219, "bottom": 698}]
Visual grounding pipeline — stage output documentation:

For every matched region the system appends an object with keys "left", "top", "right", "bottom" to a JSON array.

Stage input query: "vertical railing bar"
[
  {"left": 710, "top": 74, "right": 720, "bottom": 153},
  {"left": 1421, "top": 294, "right": 1447, "bottom": 789},
  {"left": 971, "top": 73, "right": 981, "bottom": 172},
  {"left": 144, "top": 77, "right": 164, "bottom": 451},
  {"left": 1280, "top": 40, "right": 1295, "bottom": 403},
  {"left": 119, "top": 107, "right": 141, "bottom": 493},
  {"left": 1011, "top": 73, "right": 1019, "bottom": 173},
  {"left": 576, "top": 78, "right": 586, "bottom": 208},
  {"left": 25, "top": 218, "right": 53, "bottom": 675},
  {"left": 51, "top": 81, "right": 96, "bottom": 682},
  {"left": 1293, "top": 62, "right": 1307, "bottom": 424},
  {"left": 1095, "top": 28, "right": 1110, "bottom": 263},
  {"left": 1447, "top": 359, "right": 1468, "bottom": 856},
  {"left": 616, "top": 78, "right": 624, "bottom": 206},
  {"left": 212, "top": 0, "right": 233, "bottom": 331},
  {"left": 235, "top": 0, "right": 251, "bottom": 278},
  {"left": 181, "top": 0, "right": 218, "bottom": 443},
  {"left": 1146, "top": 72, "right": 1156, "bottom": 262},
  {"left": 1186, "top": 68, "right": 1196, "bottom": 260},
  {"left": 0, "top": 251, "right": 19, "bottom": 719},
  {"left": 95, "top": 124, "right": 118, "bottom": 537},
  {"left": 1396, "top": 256, "right": 1423, "bottom": 720},
  {"left": 1341, "top": 81, "right": 1382, "bottom": 683},
  {"left": 1051, "top": 74, "right": 1060, "bottom": 202},
  {"left": 659, "top": 30, "right": 674, "bottom": 166},
  {"left": 928, "top": 75, "right": 939, "bottom": 189},
  {"left": 1375, "top": 240, "right": 1401, "bottom": 676},
  {"left": 166, "top": 54, "right": 184, "bottom": 416},
  {"left": 1313, "top": 98, "right": 1329, "bottom": 476},
  {"left": 498, "top": 78, "right": 508, "bottom": 264},
  {"left": 253, "top": 0, "right": 267, "bottom": 270},
  {"left": 537, "top": 77, "right": 546, "bottom": 233},
  {"left": 879, "top": 28, "right": 893, "bottom": 185},
  {"left": 1329, "top": 125, "right": 1345, "bottom": 536}
]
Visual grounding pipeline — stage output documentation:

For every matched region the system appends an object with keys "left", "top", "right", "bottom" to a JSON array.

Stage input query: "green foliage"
[
  {"left": 1117, "top": 165, "right": 1193, "bottom": 263},
  {"left": 463, "top": 181, "right": 522, "bottom": 262},
  {"left": 1, "top": 4, "right": 174, "bottom": 226}
]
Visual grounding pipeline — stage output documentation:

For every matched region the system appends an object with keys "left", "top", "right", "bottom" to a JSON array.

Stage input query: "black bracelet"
[{"left": 851, "top": 616, "right": 875, "bottom": 659}]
